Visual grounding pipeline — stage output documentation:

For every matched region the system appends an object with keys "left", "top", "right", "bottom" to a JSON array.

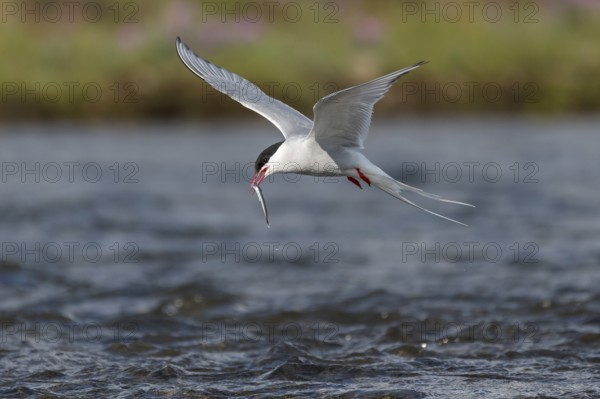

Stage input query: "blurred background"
[
  {"left": 1, "top": 1, "right": 599, "bottom": 398},
  {"left": 1, "top": 0, "right": 599, "bottom": 120}
]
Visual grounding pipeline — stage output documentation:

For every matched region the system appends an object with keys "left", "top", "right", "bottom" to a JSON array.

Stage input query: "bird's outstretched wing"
[
  {"left": 176, "top": 37, "right": 313, "bottom": 139},
  {"left": 308, "top": 61, "right": 426, "bottom": 149}
]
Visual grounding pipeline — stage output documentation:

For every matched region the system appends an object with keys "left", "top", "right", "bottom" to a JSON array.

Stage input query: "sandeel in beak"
[
  {"left": 251, "top": 184, "right": 270, "bottom": 228},
  {"left": 250, "top": 141, "right": 282, "bottom": 228}
]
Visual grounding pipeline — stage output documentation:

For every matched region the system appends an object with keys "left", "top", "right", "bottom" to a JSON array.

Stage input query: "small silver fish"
[{"left": 252, "top": 184, "right": 270, "bottom": 228}]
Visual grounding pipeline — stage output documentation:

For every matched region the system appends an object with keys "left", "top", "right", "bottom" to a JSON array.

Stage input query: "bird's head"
[{"left": 250, "top": 141, "right": 284, "bottom": 190}]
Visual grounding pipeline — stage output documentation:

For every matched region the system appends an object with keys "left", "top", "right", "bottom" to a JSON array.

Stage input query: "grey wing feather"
[
  {"left": 176, "top": 37, "right": 312, "bottom": 139},
  {"left": 309, "top": 61, "right": 426, "bottom": 149}
]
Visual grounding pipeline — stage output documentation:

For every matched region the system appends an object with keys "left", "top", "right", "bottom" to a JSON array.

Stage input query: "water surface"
[{"left": 0, "top": 119, "right": 598, "bottom": 398}]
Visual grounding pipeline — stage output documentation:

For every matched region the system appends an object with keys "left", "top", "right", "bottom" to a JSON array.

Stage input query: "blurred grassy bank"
[{"left": 0, "top": 0, "right": 599, "bottom": 121}]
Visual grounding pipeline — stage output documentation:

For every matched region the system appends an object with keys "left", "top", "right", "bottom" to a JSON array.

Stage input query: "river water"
[{"left": 0, "top": 118, "right": 598, "bottom": 398}]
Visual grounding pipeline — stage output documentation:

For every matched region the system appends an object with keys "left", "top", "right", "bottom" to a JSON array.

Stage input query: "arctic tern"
[{"left": 176, "top": 37, "right": 473, "bottom": 227}]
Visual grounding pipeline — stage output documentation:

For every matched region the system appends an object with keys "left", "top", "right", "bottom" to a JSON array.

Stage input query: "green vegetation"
[{"left": 0, "top": 0, "right": 598, "bottom": 120}]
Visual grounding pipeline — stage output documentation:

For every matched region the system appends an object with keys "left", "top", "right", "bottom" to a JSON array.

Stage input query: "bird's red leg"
[
  {"left": 347, "top": 176, "right": 362, "bottom": 189},
  {"left": 356, "top": 168, "right": 371, "bottom": 186}
]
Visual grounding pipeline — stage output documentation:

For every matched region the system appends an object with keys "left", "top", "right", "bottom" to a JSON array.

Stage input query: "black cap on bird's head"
[{"left": 254, "top": 141, "right": 284, "bottom": 174}]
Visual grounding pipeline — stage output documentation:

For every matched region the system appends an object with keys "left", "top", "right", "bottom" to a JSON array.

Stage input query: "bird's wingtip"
[{"left": 176, "top": 37, "right": 188, "bottom": 49}]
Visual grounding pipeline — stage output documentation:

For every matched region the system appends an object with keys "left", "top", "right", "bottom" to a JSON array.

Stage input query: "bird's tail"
[{"left": 366, "top": 170, "right": 474, "bottom": 226}]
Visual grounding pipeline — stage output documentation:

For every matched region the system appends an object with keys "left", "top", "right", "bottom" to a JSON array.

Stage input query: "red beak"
[{"left": 250, "top": 166, "right": 268, "bottom": 192}]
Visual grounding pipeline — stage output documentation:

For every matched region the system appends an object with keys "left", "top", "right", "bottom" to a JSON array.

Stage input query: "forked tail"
[{"left": 367, "top": 171, "right": 474, "bottom": 226}]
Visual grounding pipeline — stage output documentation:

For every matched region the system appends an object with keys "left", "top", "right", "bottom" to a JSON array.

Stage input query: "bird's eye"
[{"left": 262, "top": 157, "right": 269, "bottom": 164}]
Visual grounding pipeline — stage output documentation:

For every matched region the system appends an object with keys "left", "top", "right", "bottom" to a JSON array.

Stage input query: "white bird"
[{"left": 176, "top": 37, "right": 474, "bottom": 226}]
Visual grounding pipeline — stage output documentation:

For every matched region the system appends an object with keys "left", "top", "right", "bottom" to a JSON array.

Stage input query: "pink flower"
[{"left": 353, "top": 16, "right": 384, "bottom": 45}]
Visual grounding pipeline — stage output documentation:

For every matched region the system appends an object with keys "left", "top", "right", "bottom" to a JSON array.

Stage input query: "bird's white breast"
[{"left": 270, "top": 137, "right": 343, "bottom": 177}]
